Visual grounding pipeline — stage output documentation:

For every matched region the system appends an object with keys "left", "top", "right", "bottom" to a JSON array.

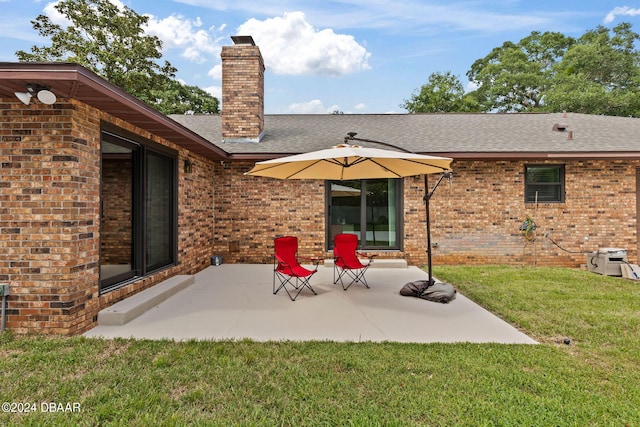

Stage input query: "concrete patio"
[{"left": 84, "top": 264, "right": 537, "bottom": 344}]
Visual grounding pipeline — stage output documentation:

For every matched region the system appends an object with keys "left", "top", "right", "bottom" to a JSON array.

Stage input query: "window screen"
[{"left": 525, "top": 165, "right": 565, "bottom": 203}]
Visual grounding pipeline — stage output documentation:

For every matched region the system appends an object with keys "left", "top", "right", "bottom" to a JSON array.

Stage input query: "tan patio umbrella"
[
  {"left": 245, "top": 142, "right": 453, "bottom": 285},
  {"left": 245, "top": 144, "right": 451, "bottom": 180}
]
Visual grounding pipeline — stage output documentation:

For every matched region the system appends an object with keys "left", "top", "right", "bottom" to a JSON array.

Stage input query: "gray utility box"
[{"left": 587, "top": 248, "right": 627, "bottom": 276}]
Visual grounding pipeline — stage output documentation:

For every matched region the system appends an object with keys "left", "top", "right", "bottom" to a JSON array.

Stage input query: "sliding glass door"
[
  {"left": 100, "top": 127, "right": 176, "bottom": 292},
  {"left": 145, "top": 151, "right": 175, "bottom": 271},
  {"left": 327, "top": 179, "right": 402, "bottom": 250},
  {"left": 100, "top": 138, "right": 138, "bottom": 288}
]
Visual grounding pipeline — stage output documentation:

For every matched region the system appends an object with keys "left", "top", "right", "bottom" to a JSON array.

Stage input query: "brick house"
[{"left": 2, "top": 36, "right": 640, "bottom": 335}]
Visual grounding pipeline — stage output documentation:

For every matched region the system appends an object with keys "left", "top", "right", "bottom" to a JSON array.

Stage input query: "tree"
[
  {"left": 467, "top": 31, "right": 574, "bottom": 112},
  {"left": 16, "top": 0, "right": 219, "bottom": 114},
  {"left": 545, "top": 23, "right": 640, "bottom": 116},
  {"left": 151, "top": 80, "right": 219, "bottom": 115},
  {"left": 402, "top": 71, "right": 480, "bottom": 113}
]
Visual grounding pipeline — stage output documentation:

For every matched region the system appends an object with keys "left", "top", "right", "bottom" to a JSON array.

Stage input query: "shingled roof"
[
  {"left": 4, "top": 62, "right": 640, "bottom": 162},
  {"left": 170, "top": 112, "right": 640, "bottom": 160}
]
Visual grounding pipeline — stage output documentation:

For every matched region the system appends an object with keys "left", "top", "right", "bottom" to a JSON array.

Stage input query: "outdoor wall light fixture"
[
  {"left": 14, "top": 84, "right": 57, "bottom": 105},
  {"left": 183, "top": 159, "right": 193, "bottom": 174}
]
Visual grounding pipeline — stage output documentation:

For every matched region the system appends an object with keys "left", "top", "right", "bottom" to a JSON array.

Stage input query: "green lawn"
[{"left": 1, "top": 266, "right": 639, "bottom": 426}]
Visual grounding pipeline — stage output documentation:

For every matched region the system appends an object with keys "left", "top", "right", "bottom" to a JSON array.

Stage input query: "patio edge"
[{"left": 97, "top": 275, "right": 195, "bottom": 326}]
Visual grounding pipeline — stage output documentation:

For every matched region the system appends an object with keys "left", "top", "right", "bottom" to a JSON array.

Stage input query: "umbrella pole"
[
  {"left": 343, "top": 132, "right": 451, "bottom": 285},
  {"left": 424, "top": 172, "right": 452, "bottom": 286},
  {"left": 424, "top": 174, "right": 434, "bottom": 286}
]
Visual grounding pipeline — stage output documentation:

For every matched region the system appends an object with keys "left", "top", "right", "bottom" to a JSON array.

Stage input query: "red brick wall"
[
  {"left": 100, "top": 158, "right": 132, "bottom": 264},
  {"left": 212, "top": 161, "right": 428, "bottom": 264},
  {"left": 221, "top": 44, "right": 265, "bottom": 141},
  {"left": 431, "top": 159, "right": 638, "bottom": 267},
  {"left": 213, "top": 158, "right": 639, "bottom": 268},
  {"left": 0, "top": 98, "right": 214, "bottom": 335},
  {"left": 213, "top": 161, "right": 323, "bottom": 262},
  {"left": 0, "top": 99, "right": 101, "bottom": 334}
]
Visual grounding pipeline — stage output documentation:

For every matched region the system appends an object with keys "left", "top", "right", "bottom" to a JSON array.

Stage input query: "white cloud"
[
  {"left": 204, "top": 85, "right": 222, "bottom": 100},
  {"left": 44, "top": 1, "right": 222, "bottom": 64},
  {"left": 43, "top": 2, "right": 68, "bottom": 25},
  {"left": 286, "top": 99, "right": 341, "bottom": 114},
  {"left": 237, "top": 11, "right": 371, "bottom": 76},
  {"left": 208, "top": 64, "right": 222, "bottom": 80},
  {"left": 145, "top": 14, "right": 221, "bottom": 63},
  {"left": 604, "top": 6, "right": 640, "bottom": 24},
  {"left": 354, "top": 103, "right": 366, "bottom": 110}
]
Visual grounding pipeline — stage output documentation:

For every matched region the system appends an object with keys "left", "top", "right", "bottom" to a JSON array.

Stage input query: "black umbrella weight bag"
[{"left": 400, "top": 280, "right": 456, "bottom": 304}]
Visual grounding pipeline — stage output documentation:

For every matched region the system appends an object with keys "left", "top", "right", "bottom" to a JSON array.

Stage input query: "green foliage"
[
  {"left": 545, "top": 23, "right": 640, "bottom": 116},
  {"left": 151, "top": 80, "right": 220, "bottom": 115},
  {"left": 467, "top": 31, "right": 574, "bottom": 112},
  {"left": 16, "top": 0, "right": 175, "bottom": 96},
  {"left": 409, "top": 23, "right": 640, "bottom": 116},
  {"left": 16, "top": 0, "right": 219, "bottom": 114},
  {"left": 401, "top": 71, "right": 480, "bottom": 113}
]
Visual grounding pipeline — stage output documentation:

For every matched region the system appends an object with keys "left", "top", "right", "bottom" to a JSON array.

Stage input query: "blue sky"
[{"left": 1, "top": 0, "right": 639, "bottom": 114}]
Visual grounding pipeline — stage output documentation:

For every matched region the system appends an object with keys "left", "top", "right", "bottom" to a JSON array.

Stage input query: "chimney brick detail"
[{"left": 221, "top": 42, "right": 265, "bottom": 142}]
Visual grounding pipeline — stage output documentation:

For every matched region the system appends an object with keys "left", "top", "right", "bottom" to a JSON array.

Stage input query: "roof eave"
[
  {"left": 227, "top": 151, "right": 640, "bottom": 162},
  {"left": 0, "top": 62, "right": 228, "bottom": 161},
  {"left": 441, "top": 151, "right": 640, "bottom": 160}
]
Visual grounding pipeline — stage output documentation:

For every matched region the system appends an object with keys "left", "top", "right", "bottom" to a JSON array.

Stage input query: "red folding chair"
[
  {"left": 333, "top": 233, "right": 377, "bottom": 290},
  {"left": 273, "top": 236, "right": 320, "bottom": 301}
]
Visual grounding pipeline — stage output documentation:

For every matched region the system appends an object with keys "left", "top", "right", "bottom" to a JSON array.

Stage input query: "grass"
[{"left": 1, "top": 265, "right": 639, "bottom": 426}]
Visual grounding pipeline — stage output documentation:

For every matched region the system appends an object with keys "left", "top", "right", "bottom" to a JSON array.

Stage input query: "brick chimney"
[{"left": 221, "top": 35, "right": 265, "bottom": 143}]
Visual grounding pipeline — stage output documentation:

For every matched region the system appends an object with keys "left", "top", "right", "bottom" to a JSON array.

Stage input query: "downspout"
[{"left": 1, "top": 284, "right": 8, "bottom": 332}]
